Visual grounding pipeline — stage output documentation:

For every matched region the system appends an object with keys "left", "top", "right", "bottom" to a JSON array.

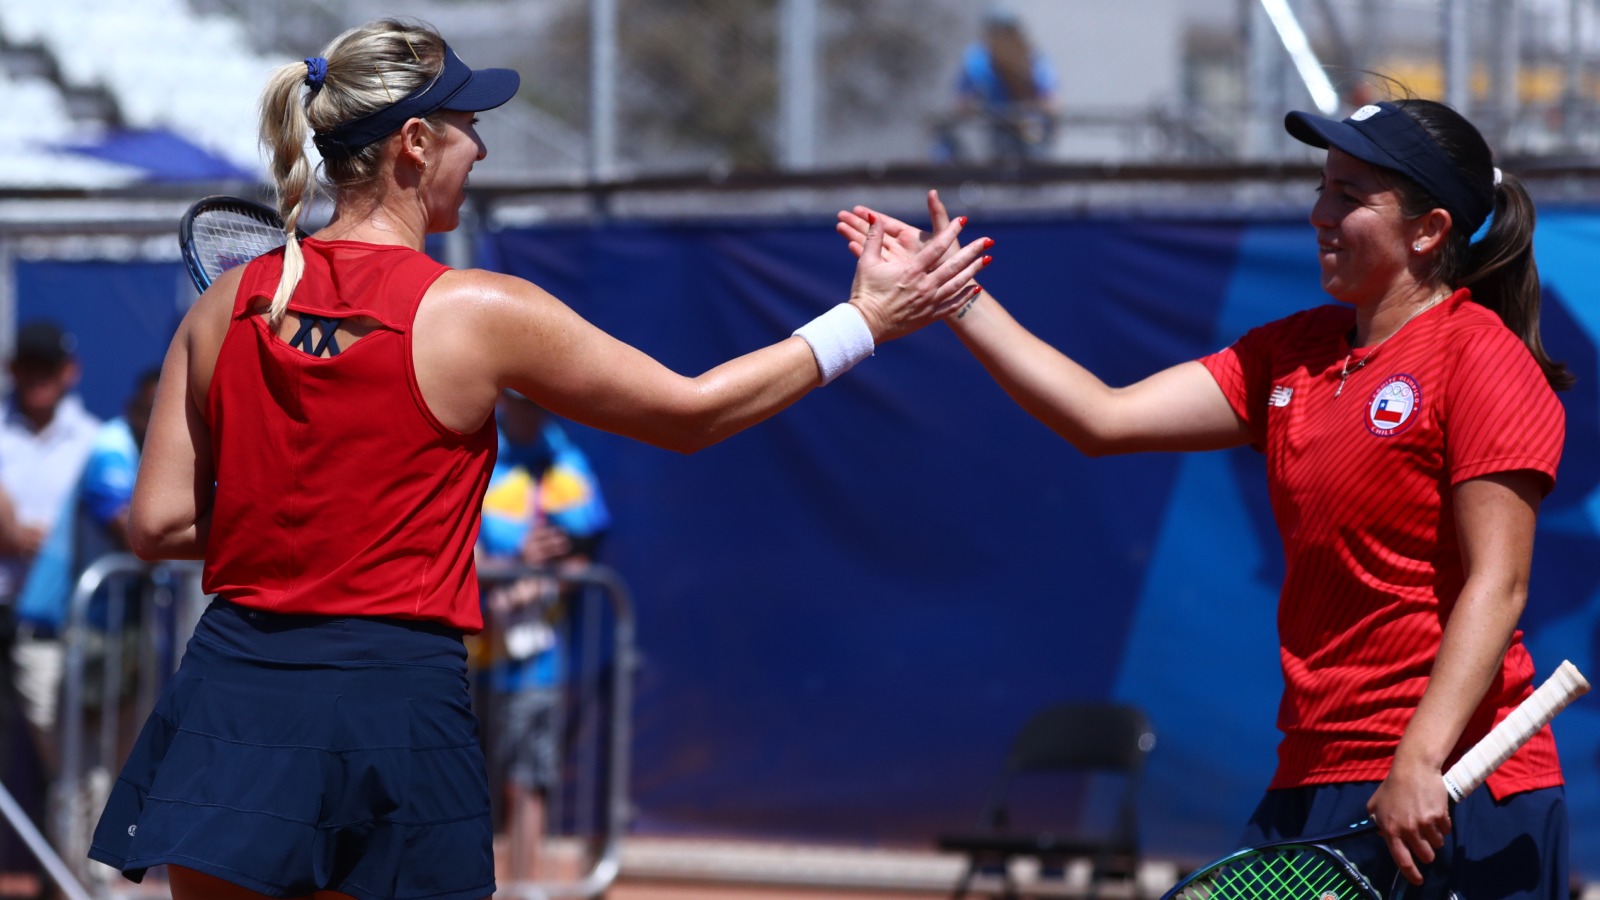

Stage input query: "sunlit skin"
[
  {"left": 1310, "top": 147, "right": 1454, "bottom": 347},
  {"left": 313, "top": 110, "right": 486, "bottom": 248},
  {"left": 139, "top": 66, "right": 989, "bottom": 900},
  {"left": 419, "top": 110, "right": 486, "bottom": 234}
]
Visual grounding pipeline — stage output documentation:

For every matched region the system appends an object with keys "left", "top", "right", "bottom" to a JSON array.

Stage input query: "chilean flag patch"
[
  {"left": 1374, "top": 398, "right": 1405, "bottom": 424},
  {"left": 1366, "top": 374, "right": 1422, "bottom": 437}
]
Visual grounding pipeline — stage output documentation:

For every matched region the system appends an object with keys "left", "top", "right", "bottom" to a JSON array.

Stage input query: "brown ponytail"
[
  {"left": 1459, "top": 172, "right": 1572, "bottom": 389},
  {"left": 1388, "top": 99, "right": 1573, "bottom": 390}
]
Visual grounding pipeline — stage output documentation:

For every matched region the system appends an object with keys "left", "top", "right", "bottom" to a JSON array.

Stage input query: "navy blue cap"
[
  {"left": 1285, "top": 101, "right": 1494, "bottom": 236},
  {"left": 313, "top": 44, "right": 519, "bottom": 160}
]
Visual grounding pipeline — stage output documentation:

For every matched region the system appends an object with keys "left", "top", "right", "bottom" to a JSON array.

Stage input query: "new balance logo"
[{"left": 1269, "top": 385, "right": 1294, "bottom": 407}]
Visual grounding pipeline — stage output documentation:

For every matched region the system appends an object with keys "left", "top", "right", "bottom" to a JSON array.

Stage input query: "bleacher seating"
[
  {"left": 0, "top": 69, "right": 142, "bottom": 187},
  {"left": 0, "top": 0, "right": 275, "bottom": 184},
  {"left": 0, "top": 0, "right": 592, "bottom": 188}
]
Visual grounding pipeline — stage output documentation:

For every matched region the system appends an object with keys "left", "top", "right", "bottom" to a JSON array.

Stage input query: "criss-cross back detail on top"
[
  {"left": 247, "top": 303, "right": 385, "bottom": 359},
  {"left": 288, "top": 314, "right": 345, "bottom": 357}
]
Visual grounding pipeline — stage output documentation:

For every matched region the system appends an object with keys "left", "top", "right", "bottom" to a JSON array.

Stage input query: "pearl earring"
[{"left": 1413, "top": 242, "right": 1423, "bottom": 253}]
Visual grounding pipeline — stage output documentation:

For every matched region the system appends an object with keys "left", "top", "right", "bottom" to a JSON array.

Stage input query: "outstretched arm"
[
  {"left": 424, "top": 214, "right": 993, "bottom": 454},
  {"left": 837, "top": 192, "right": 1250, "bottom": 456}
]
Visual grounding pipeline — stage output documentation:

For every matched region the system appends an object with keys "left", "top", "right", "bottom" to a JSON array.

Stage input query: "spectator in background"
[
  {"left": 0, "top": 320, "right": 102, "bottom": 601},
  {"left": 0, "top": 486, "right": 37, "bottom": 900},
  {"left": 13, "top": 367, "right": 161, "bottom": 760},
  {"left": 73, "top": 367, "right": 159, "bottom": 556},
  {"left": 478, "top": 389, "right": 610, "bottom": 884},
  {"left": 934, "top": 6, "right": 1060, "bottom": 165},
  {"left": 0, "top": 320, "right": 99, "bottom": 899}
]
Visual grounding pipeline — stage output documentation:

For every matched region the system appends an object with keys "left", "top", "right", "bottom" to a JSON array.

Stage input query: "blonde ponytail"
[
  {"left": 255, "top": 18, "right": 448, "bottom": 323},
  {"left": 258, "top": 62, "right": 317, "bottom": 323}
]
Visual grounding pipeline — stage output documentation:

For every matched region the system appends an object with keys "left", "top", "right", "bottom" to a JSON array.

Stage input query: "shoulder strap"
[
  {"left": 227, "top": 242, "right": 450, "bottom": 331},
  {"left": 231, "top": 248, "right": 288, "bottom": 319}
]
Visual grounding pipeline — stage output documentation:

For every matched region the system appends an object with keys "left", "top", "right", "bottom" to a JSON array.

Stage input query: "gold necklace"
[{"left": 1335, "top": 291, "right": 1448, "bottom": 398}]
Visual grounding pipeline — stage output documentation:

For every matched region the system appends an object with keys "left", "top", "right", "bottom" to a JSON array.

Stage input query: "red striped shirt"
[
  {"left": 1200, "top": 289, "right": 1565, "bottom": 799},
  {"left": 203, "top": 239, "right": 496, "bottom": 632}
]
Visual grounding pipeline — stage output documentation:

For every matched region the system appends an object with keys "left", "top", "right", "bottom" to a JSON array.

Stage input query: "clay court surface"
[{"left": 494, "top": 836, "right": 1177, "bottom": 900}]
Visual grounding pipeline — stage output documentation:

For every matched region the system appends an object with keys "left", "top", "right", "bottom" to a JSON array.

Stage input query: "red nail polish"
[
  {"left": 982, "top": 238, "right": 994, "bottom": 249},
  {"left": 982, "top": 255, "right": 993, "bottom": 266},
  {"left": 958, "top": 216, "right": 968, "bottom": 226},
  {"left": 867, "top": 212, "right": 876, "bottom": 224}
]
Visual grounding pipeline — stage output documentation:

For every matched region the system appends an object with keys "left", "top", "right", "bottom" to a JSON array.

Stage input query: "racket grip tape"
[{"left": 1441, "top": 660, "right": 1589, "bottom": 803}]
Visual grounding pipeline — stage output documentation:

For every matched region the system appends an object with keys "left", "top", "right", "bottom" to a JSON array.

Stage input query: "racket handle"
[{"left": 1441, "top": 659, "right": 1589, "bottom": 803}]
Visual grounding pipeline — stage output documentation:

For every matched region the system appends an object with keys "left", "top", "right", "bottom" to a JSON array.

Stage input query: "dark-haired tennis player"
[
  {"left": 87, "top": 17, "right": 990, "bottom": 900},
  {"left": 841, "top": 98, "right": 1571, "bottom": 898}
]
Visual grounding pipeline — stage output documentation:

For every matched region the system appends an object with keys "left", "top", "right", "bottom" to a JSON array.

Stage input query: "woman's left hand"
[
  {"left": 836, "top": 190, "right": 957, "bottom": 265},
  {"left": 1367, "top": 759, "right": 1452, "bottom": 885}
]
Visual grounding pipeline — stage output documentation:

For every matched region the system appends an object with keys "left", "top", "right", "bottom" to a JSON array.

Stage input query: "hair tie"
[{"left": 304, "top": 57, "right": 328, "bottom": 90}]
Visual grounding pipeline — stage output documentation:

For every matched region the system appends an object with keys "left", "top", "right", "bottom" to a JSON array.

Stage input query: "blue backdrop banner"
[
  {"left": 479, "top": 209, "right": 1600, "bottom": 873},
  {"left": 15, "top": 259, "right": 187, "bottom": 418},
  {"left": 20, "top": 206, "right": 1600, "bottom": 876}
]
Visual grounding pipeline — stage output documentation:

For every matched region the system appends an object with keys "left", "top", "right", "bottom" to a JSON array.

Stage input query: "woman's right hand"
[{"left": 845, "top": 200, "right": 990, "bottom": 343}]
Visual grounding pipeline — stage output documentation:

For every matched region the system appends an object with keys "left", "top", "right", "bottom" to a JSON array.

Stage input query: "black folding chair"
[{"left": 937, "top": 702, "right": 1155, "bottom": 899}]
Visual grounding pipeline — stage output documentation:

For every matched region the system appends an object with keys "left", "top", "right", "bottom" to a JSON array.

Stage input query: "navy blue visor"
[
  {"left": 1285, "top": 101, "right": 1494, "bottom": 235},
  {"left": 312, "top": 44, "right": 519, "bottom": 160}
]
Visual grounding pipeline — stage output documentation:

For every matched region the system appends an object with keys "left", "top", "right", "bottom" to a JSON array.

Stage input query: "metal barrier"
[
  {"left": 55, "top": 555, "right": 201, "bottom": 899},
  {"left": 43, "top": 554, "right": 634, "bottom": 900},
  {"left": 476, "top": 561, "right": 637, "bottom": 900},
  {"left": 0, "top": 780, "right": 92, "bottom": 900}
]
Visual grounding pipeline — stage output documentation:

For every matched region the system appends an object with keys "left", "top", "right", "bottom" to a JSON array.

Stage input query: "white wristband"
[{"left": 793, "top": 303, "right": 875, "bottom": 385}]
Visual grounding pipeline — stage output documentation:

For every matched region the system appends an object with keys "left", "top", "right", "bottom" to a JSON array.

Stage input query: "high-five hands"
[
  {"left": 837, "top": 190, "right": 962, "bottom": 265},
  {"left": 844, "top": 193, "right": 990, "bottom": 342}
]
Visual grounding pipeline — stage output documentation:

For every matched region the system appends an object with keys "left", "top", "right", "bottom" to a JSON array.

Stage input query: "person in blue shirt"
[
  {"left": 3, "top": 368, "right": 156, "bottom": 896},
  {"left": 477, "top": 389, "right": 610, "bottom": 883},
  {"left": 14, "top": 367, "right": 158, "bottom": 749},
  {"left": 935, "top": 7, "right": 1060, "bottom": 164}
]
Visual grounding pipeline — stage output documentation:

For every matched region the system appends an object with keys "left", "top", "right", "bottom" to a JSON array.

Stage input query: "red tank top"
[{"left": 202, "top": 238, "right": 495, "bottom": 632}]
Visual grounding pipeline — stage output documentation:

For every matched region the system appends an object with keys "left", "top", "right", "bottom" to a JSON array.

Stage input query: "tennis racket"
[
  {"left": 178, "top": 195, "right": 301, "bottom": 292},
  {"left": 1162, "top": 659, "right": 1590, "bottom": 900}
]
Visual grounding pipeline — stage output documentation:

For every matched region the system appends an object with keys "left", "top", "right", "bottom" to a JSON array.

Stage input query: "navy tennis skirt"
[
  {"left": 89, "top": 599, "right": 495, "bottom": 900},
  {"left": 1242, "top": 781, "right": 1568, "bottom": 899}
]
